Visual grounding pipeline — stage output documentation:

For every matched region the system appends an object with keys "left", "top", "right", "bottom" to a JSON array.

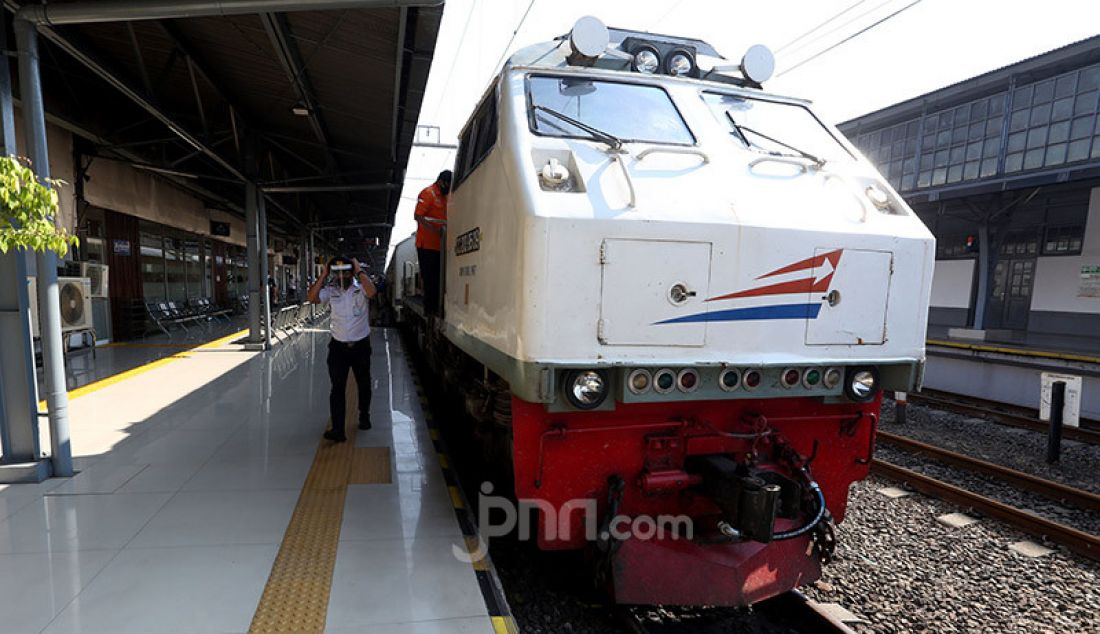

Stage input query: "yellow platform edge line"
[
  {"left": 491, "top": 616, "right": 519, "bottom": 634},
  {"left": 927, "top": 338, "right": 1100, "bottom": 365},
  {"left": 37, "top": 329, "right": 249, "bottom": 409}
]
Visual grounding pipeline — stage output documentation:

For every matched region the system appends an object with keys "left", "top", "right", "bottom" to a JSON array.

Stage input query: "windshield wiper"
[
  {"left": 534, "top": 105, "right": 624, "bottom": 151},
  {"left": 725, "top": 112, "right": 826, "bottom": 168}
]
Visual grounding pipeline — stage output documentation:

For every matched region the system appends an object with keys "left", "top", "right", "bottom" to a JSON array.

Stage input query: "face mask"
[{"left": 438, "top": 180, "right": 450, "bottom": 195}]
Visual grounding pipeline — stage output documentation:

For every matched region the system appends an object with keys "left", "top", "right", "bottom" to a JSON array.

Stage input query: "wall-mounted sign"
[
  {"left": 1078, "top": 265, "right": 1100, "bottom": 298},
  {"left": 210, "top": 221, "right": 231, "bottom": 237},
  {"left": 112, "top": 239, "right": 131, "bottom": 256}
]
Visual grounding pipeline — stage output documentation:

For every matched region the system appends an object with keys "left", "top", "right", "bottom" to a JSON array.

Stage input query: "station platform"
[
  {"left": 0, "top": 326, "right": 509, "bottom": 633},
  {"left": 923, "top": 329, "right": 1100, "bottom": 420}
]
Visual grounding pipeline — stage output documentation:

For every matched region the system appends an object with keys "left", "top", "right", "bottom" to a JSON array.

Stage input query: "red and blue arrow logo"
[{"left": 656, "top": 249, "right": 843, "bottom": 324}]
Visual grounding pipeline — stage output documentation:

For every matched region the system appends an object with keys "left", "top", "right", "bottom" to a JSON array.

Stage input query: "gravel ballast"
[
  {"left": 881, "top": 396, "right": 1100, "bottom": 494},
  {"left": 803, "top": 474, "right": 1100, "bottom": 633}
]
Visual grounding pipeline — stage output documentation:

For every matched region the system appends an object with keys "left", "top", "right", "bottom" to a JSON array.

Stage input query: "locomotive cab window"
[
  {"left": 454, "top": 89, "right": 499, "bottom": 190},
  {"left": 527, "top": 75, "right": 695, "bottom": 146},
  {"left": 701, "top": 92, "right": 855, "bottom": 164}
]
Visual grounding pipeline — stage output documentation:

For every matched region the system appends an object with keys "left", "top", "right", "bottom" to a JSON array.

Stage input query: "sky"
[{"left": 386, "top": 0, "right": 1100, "bottom": 261}]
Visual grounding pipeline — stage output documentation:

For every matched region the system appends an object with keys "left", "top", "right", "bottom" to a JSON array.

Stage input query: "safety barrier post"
[
  {"left": 1046, "top": 381, "right": 1065, "bottom": 464},
  {"left": 895, "top": 391, "right": 907, "bottom": 425}
]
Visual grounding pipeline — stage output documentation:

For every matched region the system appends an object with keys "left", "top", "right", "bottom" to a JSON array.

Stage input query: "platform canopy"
[{"left": 5, "top": 0, "right": 443, "bottom": 268}]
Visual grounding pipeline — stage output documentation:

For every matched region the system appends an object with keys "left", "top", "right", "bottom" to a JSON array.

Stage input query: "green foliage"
[{"left": 0, "top": 155, "right": 76, "bottom": 256}]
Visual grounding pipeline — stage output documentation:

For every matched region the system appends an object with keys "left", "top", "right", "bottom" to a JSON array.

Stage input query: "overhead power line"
[
  {"left": 490, "top": 0, "right": 537, "bottom": 75},
  {"left": 777, "top": 0, "right": 923, "bottom": 78},
  {"left": 775, "top": 0, "right": 870, "bottom": 53},
  {"left": 780, "top": 0, "right": 905, "bottom": 59}
]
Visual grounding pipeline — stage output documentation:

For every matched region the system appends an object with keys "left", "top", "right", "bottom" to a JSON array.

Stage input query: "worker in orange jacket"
[{"left": 414, "top": 169, "right": 450, "bottom": 315}]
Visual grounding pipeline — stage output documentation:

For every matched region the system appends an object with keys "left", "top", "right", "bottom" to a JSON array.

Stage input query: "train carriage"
[{"left": 393, "top": 17, "right": 935, "bottom": 606}]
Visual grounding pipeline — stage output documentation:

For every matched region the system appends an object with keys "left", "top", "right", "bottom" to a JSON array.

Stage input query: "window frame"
[
  {"left": 524, "top": 73, "right": 697, "bottom": 147},
  {"left": 701, "top": 90, "right": 856, "bottom": 163},
  {"left": 453, "top": 84, "right": 500, "bottom": 191}
]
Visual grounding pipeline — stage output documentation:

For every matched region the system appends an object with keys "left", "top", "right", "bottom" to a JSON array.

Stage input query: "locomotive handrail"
[
  {"left": 635, "top": 146, "right": 711, "bottom": 164},
  {"left": 609, "top": 152, "right": 637, "bottom": 208},
  {"left": 747, "top": 155, "right": 822, "bottom": 174}
]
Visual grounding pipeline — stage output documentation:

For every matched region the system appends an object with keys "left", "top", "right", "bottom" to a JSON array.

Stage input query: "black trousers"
[
  {"left": 327, "top": 336, "right": 372, "bottom": 433},
  {"left": 418, "top": 247, "right": 441, "bottom": 315}
]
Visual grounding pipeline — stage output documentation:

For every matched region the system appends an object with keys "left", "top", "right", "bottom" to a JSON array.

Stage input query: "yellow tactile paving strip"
[
  {"left": 349, "top": 447, "right": 392, "bottom": 484},
  {"left": 249, "top": 376, "right": 373, "bottom": 634}
]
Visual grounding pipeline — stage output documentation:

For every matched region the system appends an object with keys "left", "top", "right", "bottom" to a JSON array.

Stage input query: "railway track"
[
  {"left": 617, "top": 591, "right": 857, "bottom": 633},
  {"left": 878, "top": 431, "right": 1100, "bottom": 511},
  {"left": 904, "top": 390, "right": 1100, "bottom": 445},
  {"left": 871, "top": 459, "right": 1100, "bottom": 563}
]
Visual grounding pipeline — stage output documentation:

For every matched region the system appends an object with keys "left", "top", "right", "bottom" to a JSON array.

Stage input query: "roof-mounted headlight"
[
  {"left": 632, "top": 46, "right": 660, "bottom": 74},
  {"left": 665, "top": 48, "right": 695, "bottom": 77}
]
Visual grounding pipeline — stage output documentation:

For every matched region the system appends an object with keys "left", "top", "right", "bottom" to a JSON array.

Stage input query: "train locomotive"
[{"left": 389, "top": 17, "right": 934, "bottom": 606}]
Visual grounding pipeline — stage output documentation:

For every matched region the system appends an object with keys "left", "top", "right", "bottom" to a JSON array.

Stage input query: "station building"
[{"left": 839, "top": 35, "right": 1100, "bottom": 347}]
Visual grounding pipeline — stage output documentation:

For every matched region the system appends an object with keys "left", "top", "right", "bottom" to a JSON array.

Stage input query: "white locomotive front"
[{"left": 406, "top": 17, "right": 935, "bottom": 606}]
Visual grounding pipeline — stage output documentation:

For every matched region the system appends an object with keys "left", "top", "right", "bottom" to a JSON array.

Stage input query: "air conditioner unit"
[
  {"left": 57, "top": 277, "right": 93, "bottom": 333},
  {"left": 81, "top": 262, "right": 110, "bottom": 298}
]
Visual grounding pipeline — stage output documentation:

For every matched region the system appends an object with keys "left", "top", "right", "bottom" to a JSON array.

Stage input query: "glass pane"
[
  {"left": 1079, "top": 66, "right": 1100, "bottom": 92},
  {"left": 949, "top": 146, "right": 964, "bottom": 164},
  {"left": 1052, "top": 97, "right": 1074, "bottom": 121},
  {"left": 983, "top": 137, "right": 1001, "bottom": 158},
  {"left": 901, "top": 173, "right": 915, "bottom": 190},
  {"left": 986, "top": 116, "right": 1003, "bottom": 136},
  {"left": 1044, "top": 143, "right": 1066, "bottom": 166},
  {"left": 951, "top": 126, "right": 967, "bottom": 144},
  {"left": 1073, "top": 91, "right": 1097, "bottom": 116},
  {"left": 1012, "top": 85, "right": 1033, "bottom": 108},
  {"left": 920, "top": 154, "right": 933, "bottom": 170},
  {"left": 939, "top": 110, "right": 954, "bottom": 129},
  {"left": 933, "top": 167, "right": 947, "bottom": 185},
  {"left": 530, "top": 77, "right": 695, "bottom": 145},
  {"left": 1029, "top": 103, "right": 1051, "bottom": 126},
  {"left": 1007, "top": 131, "right": 1026, "bottom": 152},
  {"left": 1067, "top": 138, "right": 1091, "bottom": 162},
  {"left": 937, "top": 129, "right": 952, "bottom": 146},
  {"left": 165, "top": 239, "right": 186, "bottom": 302},
  {"left": 1092, "top": 136, "right": 1100, "bottom": 159},
  {"left": 700, "top": 91, "right": 856, "bottom": 162},
  {"left": 1055, "top": 74, "right": 1076, "bottom": 99},
  {"left": 1033, "top": 80, "right": 1054, "bottom": 104},
  {"left": 963, "top": 161, "right": 979, "bottom": 180},
  {"left": 972, "top": 98, "right": 988, "bottom": 119},
  {"left": 1049, "top": 120, "right": 1070, "bottom": 144},
  {"left": 1024, "top": 148, "right": 1044, "bottom": 170},
  {"left": 140, "top": 232, "right": 164, "bottom": 302},
  {"left": 968, "top": 122, "right": 984, "bottom": 140},
  {"left": 934, "top": 149, "right": 949, "bottom": 167},
  {"left": 1009, "top": 110, "right": 1028, "bottom": 131},
  {"left": 922, "top": 132, "right": 936, "bottom": 150},
  {"left": 1005, "top": 152, "right": 1023, "bottom": 172},
  {"left": 990, "top": 94, "right": 1005, "bottom": 115},
  {"left": 1026, "top": 126, "right": 1047, "bottom": 149},
  {"left": 917, "top": 170, "right": 931, "bottom": 188},
  {"left": 1070, "top": 116, "right": 1093, "bottom": 140},
  {"left": 947, "top": 164, "right": 963, "bottom": 182},
  {"left": 966, "top": 141, "right": 982, "bottom": 160},
  {"left": 980, "top": 158, "right": 998, "bottom": 177}
]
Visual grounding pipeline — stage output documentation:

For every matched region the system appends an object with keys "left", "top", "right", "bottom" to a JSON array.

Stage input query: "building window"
[
  {"left": 140, "top": 231, "right": 165, "bottom": 302},
  {"left": 1042, "top": 225, "right": 1084, "bottom": 255},
  {"left": 999, "top": 231, "right": 1039, "bottom": 257},
  {"left": 937, "top": 233, "right": 978, "bottom": 259}
]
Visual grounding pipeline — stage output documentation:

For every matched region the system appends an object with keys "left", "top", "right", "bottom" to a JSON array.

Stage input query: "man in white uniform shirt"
[{"left": 308, "top": 256, "right": 377, "bottom": 442}]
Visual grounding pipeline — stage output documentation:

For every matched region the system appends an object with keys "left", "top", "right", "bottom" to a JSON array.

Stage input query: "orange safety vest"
[{"left": 414, "top": 182, "right": 448, "bottom": 251}]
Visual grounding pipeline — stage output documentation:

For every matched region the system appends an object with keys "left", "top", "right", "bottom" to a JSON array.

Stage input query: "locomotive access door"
[
  {"left": 805, "top": 248, "right": 892, "bottom": 345},
  {"left": 598, "top": 239, "right": 711, "bottom": 346}
]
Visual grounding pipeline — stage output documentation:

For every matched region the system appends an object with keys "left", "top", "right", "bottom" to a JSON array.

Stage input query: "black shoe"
[
  {"left": 323, "top": 429, "right": 347, "bottom": 443},
  {"left": 358, "top": 417, "right": 372, "bottom": 431}
]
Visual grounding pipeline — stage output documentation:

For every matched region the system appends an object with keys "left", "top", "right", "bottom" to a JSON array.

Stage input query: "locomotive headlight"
[
  {"left": 665, "top": 49, "right": 695, "bottom": 77},
  {"left": 845, "top": 367, "right": 879, "bottom": 402},
  {"left": 627, "top": 369, "right": 652, "bottom": 394},
  {"left": 564, "top": 370, "right": 608, "bottom": 409},
  {"left": 865, "top": 185, "right": 891, "bottom": 209},
  {"left": 632, "top": 48, "right": 660, "bottom": 74}
]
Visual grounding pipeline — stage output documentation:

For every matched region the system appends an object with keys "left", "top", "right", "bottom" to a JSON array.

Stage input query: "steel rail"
[
  {"left": 878, "top": 431, "right": 1100, "bottom": 511},
  {"left": 872, "top": 460, "right": 1100, "bottom": 563},
  {"left": 906, "top": 392, "right": 1100, "bottom": 445}
]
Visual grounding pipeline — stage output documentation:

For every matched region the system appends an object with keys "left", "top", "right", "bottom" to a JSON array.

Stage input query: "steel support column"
[
  {"left": 15, "top": 19, "right": 72, "bottom": 478},
  {"left": 257, "top": 192, "right": 273, "bottom": 349},
  {"left": 246, "top": 181, "right": 262, "bottom": 343},
  {"left": 0, "top": 11, "right": 48, "bottom": 481}
]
